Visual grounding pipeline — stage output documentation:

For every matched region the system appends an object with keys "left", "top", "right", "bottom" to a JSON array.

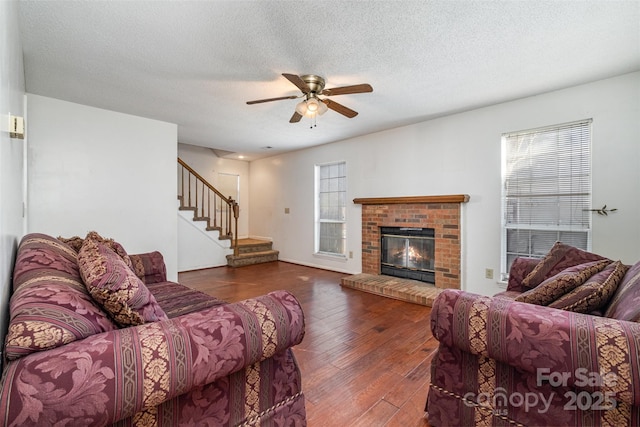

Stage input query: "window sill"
[{"left": 313, "top": 252, "right": 348, "bottom": 262}]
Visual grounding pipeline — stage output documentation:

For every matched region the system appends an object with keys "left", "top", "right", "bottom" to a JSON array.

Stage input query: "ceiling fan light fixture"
[
  {"left": 295, "top": 100, "right": 308, "bottom": 115},
  {"left": 317, "top": 100, "right": 328, "bottom": 115},
  {"left": 306, "top": 97, "right": 319, "bottom": 113}
]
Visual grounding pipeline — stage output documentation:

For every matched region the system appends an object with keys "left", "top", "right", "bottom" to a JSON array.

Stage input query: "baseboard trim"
[{"left": 278, "top": 257, "right": 358, "bottom": 275}]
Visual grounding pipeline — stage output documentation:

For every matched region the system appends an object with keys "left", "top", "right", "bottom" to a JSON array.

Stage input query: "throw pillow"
[
  {"left": 5, "top": 234, "right": 117, "bottom": 360},
  {"left": 57, "top": 235, "right": 85, "bottom": 252},
  {"left": 84, "top": 231, "right": 134, "bottom": 270},
  {"left": 604, "top": 260, "right": 640, "bottom": 322},
  {"left": 548, "top": 261, "right": 628, "bottom": 313},
  {"left": 514, "top": 259, "right": 610, "bottom": 306},
  {"left": 507, "top": 257, "right": 541, "bottom": 292},
  {"left": 60, "top": 231, "right": 134, "bottom": 270},
  {"left": 521, "top": 242, "right": 609, "bottom": 289},
  {"left": 78, "top": 239, "right": 168, "bottom": 327}
]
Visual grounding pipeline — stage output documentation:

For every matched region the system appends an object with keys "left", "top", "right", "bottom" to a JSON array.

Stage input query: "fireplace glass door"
[{"left": 380, "top": 227, "right": 435, "bottom": 284}]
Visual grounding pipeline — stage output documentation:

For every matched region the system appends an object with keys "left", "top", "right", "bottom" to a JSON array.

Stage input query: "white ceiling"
[{"left": 18, "top": 1, "right": 640, "bottom": 161}]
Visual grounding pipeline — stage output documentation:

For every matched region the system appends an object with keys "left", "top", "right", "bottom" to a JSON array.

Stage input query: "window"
[
  {"left": 501, "top": 119, "right": 592, "bottom": 280},
  {"left": 316, "top": 161, "right": 347, "bottom": 256}
]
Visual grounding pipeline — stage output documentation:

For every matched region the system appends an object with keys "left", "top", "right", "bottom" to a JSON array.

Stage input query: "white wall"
[
  {"left": 177, "top": 210, "right": 231, "bottom": 271},
  {"left": 249, "top": 72, "right": 640, "bottom": 296},
  {"left": 177, "top": 143, "right": 249, "bottom": 238},
  {"left": 26, "top": 95, "right": 179, "bottom": 281},
  {"left": 0, "top": 0, "right": 26, "bottom": 362}
]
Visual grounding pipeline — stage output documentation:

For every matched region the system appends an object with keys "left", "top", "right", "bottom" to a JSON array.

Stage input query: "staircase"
[
  {"left": 178, "top": 158, "right": 279, "bottom": 268},
  {"left": 177, "top": 196, "right": 231, "bottom": 240},
  {"left": 226, "top": 239, "right": 279, "bottom": 267}
]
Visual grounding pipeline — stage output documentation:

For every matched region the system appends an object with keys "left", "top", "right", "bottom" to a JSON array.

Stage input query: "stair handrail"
[{"left": 178, "top": 157, "right": 239, "bottom": 256}]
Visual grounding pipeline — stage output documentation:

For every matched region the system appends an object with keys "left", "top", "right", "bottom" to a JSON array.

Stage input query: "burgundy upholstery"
[
  {"left": 78, "top": 239, "right": 168, "bottom": 326},
  {"left": 605, "top": 260, "right": 640, "bottom": 322},
  {"left": 5, "top": 234, "right": 117, "bottom": 360},
  {"left": 427, "top": 289, "right": 640, "bottom": 426},
  {"left": 426, "top": 244, "right": 639, "bottom": 426},
  {"left": 521, "top": 241, "right": 609, "bottom": 289},
  {"left": 550, "top": 260, "right": 629, "bottom": 313},
  {"left": 129, "top": 252, "right": 167, "bottom": 284},
  {"left": 1, "top": 233, "right": 307, "bottom": 426},
  {"left": 506, "top": 257, "right": 540, "bottom": 292},
  {"left": 514, "top": 259, "right": 610, "bottom": 306},
  {"left": 146, "top": 281, "right": 226, "bottom": 318}
]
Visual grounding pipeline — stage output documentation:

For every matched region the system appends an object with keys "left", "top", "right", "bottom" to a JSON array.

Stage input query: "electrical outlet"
[
  {"left": 485, "top": 268, "right": 494, "bottom": 280},
  {"left": 284, "top": 207, "right": 290, "bottom": 214},
  {"left": 349, "top": 251, "right": 353, "bottom": 259}
]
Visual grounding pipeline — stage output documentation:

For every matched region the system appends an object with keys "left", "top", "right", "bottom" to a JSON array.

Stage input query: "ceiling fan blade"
[
  {"left": 321, "top": 84, "right": 373, "bottom": 96},
  {"left": 246, "top": 95, "right": 298, "bottom": 105},
  {"left": 289, "top": 111, "right": 303, "bottom": 123},
  {"left": 282, "top": 73, "right": 310, "bottom": 94},
  {"left": 322, "top": 99, "right": 358, "bottom": 118}
]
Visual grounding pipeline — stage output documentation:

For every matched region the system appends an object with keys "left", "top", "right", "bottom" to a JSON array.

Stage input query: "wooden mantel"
[{"left": 353, "top": 194, "right": 470, "bottom": 205}]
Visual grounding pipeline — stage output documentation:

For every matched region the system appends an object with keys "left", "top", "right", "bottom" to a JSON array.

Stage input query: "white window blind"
[
  {"left": 316, "top": 162, "right": 347, "bottom": 256},
  {"left": 501, "top": 119, "right": 592, "bottom": 279}
]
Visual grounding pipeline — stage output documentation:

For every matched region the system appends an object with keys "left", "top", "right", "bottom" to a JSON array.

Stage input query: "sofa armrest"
[
  {"left": 0, "top": 290, "right": 305, "bottom": 426},
  {"left": 431, "top": 289, "right": 640, "bottom": 406},
  {"left": 129, "top": 251, "right": 167, "bottom": 284}
]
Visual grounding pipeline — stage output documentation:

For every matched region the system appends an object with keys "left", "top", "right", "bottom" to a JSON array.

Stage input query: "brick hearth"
[{"left": 354, "top": 195, "right": 469, "bottom": 289}]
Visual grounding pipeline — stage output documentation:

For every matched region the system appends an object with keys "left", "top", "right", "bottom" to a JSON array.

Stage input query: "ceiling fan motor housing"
[{"left": 301, "top": 74, "right": 325, "bottom": 96}]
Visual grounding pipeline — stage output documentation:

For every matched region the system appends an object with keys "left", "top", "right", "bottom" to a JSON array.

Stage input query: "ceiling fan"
[{"left": 246, "top": 73, "right": 373, "bottom": 123}]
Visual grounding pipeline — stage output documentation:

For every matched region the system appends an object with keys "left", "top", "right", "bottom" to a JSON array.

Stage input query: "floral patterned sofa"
[
  {"left": 426, "top": 242, "right": 640, "bottom": 426},
  {"left": 0, "top": 233, "right": 306, "bottom": 426}
]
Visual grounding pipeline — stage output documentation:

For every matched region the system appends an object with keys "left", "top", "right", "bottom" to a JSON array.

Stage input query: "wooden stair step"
[
  {"left": 237, "top": 244, "right": 273, "bottom": 254},
  {"left": 226, "top": 249, "right": 279, "bottom": 268},
  {"left": 235, "top": 238, "right": 273, "bottom": 254},
  {"left": 232, "top": 249, "right": 278, "bottom": 258}
]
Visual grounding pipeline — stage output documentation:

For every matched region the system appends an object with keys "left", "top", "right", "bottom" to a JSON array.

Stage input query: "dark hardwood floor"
[{"left": 179, "top": 261, "right": 436, "bottom": 427}]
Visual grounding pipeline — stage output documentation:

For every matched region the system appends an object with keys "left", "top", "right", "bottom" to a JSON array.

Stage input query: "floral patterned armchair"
[{"left": 426, "top": 243, "right": 640, "bottom": 426}]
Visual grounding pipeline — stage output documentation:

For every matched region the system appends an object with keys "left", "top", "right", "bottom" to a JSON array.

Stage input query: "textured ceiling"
[{"left": 18, "top": 1, "right": 640, "bottom": 160}]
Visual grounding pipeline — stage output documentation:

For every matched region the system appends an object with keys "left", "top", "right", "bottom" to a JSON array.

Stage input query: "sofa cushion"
[
  {"left": 604, "top": 260, "right": 640, "bottom": 322},
  {"left": 514, "top": 259, "right": 610, "bottom": 306},
  {"left": 146, "top": 281, "right": 226, "bottom": 318},
  {"left": 78, "top": 239, "right": 168, "bottom": 327},
  {"left": 5, "top": 234, "right": 117, "bottom": 360},
  {"left": 548, "top": 260, "right": 628, "bottom": 313},
  {"left": 521, "top": 241, "right": 609, "bottom": 289}
]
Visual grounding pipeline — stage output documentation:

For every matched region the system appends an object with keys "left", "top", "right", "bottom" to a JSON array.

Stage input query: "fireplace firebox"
[{"left": 380, "top": 227, "right": 435, "bottom": 284}]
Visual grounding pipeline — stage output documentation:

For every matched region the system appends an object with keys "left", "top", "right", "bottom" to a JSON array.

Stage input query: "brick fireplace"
[{"left": 354, "top": 195, "right": 469, "bottom": 289}]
